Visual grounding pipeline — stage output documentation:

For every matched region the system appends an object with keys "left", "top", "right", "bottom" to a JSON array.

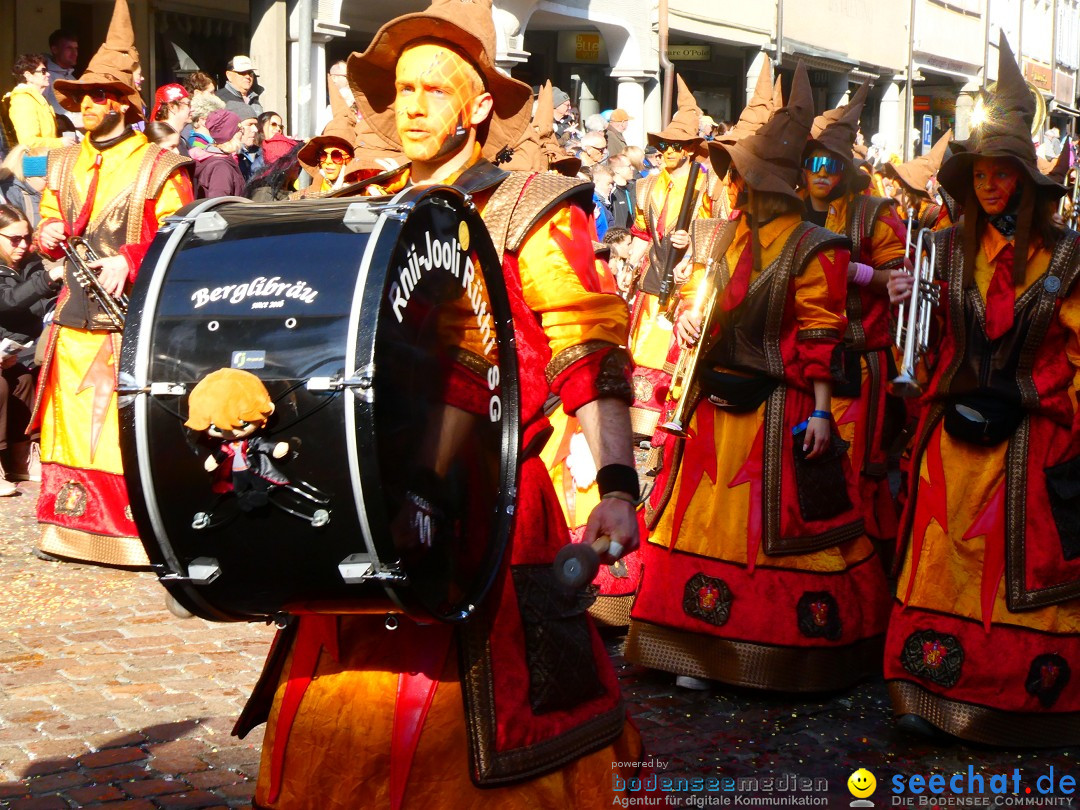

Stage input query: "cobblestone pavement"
[{"left": 3, "top": 481, "right": 1080, "bottom": 809}]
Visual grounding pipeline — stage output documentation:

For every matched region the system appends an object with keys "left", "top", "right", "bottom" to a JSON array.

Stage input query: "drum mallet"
[{"left": 552, "top": 536, "right": 621, "bottom": 589}]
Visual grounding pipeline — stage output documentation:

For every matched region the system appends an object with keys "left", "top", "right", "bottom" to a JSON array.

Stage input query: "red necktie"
[
  {"left": 721, "top": 240, "right": 755, "bottom": 312},
  {"left": 66, "top": 154, "right": 103, "bottom": 238},
  {"left": 984, "top": 242, "right": 1015, "bottom": 340}
]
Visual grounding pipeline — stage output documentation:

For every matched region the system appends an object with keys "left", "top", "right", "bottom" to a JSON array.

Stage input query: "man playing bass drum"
[{"left": 235, "top": 0, "right": 644, "bottom": 806}]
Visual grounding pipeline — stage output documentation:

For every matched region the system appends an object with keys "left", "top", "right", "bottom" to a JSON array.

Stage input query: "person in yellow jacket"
[
  {"left": 30, "top": 0, "right": 192, "bottom": 568},
  {"left": 6, "top": 54, "right": 75, "bottom": 151}
]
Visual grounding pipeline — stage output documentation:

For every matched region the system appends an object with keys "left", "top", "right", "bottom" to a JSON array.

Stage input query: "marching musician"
[
  {"left": 234, "top": 0, "right": 644, "bottom": 806},
  {"left": 884, "top": 34, "right": 1080, "bottom": 745},
  {"left": 626, "top": 77, "right": 711, "bottom": 442},
  {"left": 800, "top": 83, "right": 909, "bottom": 558},
  {"left": 30, "top": 0, "right": 192, "bottom": 567},
  {"left": 881, "top": 129, "right": 958, "bottom": 231},
  {"left": 625, "top": 65, "right": 891, "bottom": 694}
]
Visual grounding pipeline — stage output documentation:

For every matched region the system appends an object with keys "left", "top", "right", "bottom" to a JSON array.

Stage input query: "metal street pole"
[
  {"left": 905, "top": 0, "right": 916, "bottom": 160},
  {"left": 658, "top": 0, "right": 673, "bottom": 126},
  {"left": 983, "top": 0, "right": 991, "bottom": 88}
]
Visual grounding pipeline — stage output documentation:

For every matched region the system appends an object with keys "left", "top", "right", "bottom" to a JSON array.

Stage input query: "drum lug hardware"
[
  {"left": 160, "top": 556, "right": 222, "bottom": 585},
  {"left": 192, "top": 211, "right": 230, "bottom": 241},
  {"left": 384, "top": 614, "right": 399, "bottom": 631},
  {"left": 307, "top": 367, "right": 374, "bottom": 400},
  {"left": 338, "top": 554, "right": 406, "bottom": 585}
]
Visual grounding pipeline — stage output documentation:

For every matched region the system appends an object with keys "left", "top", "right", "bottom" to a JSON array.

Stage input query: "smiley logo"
[{"left": 848, "top": 768, "right": 877, "bottom": 799}]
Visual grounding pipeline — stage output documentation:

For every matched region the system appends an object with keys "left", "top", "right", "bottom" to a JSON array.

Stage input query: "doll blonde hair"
[{"left": 184, "top": 368, "right": 275, "bottom": 431}]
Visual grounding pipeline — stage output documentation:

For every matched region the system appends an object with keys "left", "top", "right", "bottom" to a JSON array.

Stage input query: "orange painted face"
[
  {"left": 803, "top": 148, "right": 844, "bottom": 202},
  {"left": 973, "top": 156, "right": 1023, "bottom": 216},
  {"left": 395, "top": 43, "right": 486, "bottom": 164},
  {"left": 80, "top": 90, "right": 126, "bottom": 134}
]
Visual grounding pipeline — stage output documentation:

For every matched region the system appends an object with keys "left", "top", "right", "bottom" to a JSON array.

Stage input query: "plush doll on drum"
[{"left": 183, "top": 368, "right": 330, "bottom": 528}]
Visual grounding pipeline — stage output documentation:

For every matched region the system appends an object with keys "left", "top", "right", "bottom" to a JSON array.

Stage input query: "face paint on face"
[
  {"left": 662, "top": 142, "right": 689, "bottom": 172},
  {"left": 973, "top": 156, "right": 1023, "bottom": 216},
  {"left": 803, "top": 149, "right": 843, "bottom": 202},
  {"left": 395, "top": 43, "right": 485, "bottom": 165}
]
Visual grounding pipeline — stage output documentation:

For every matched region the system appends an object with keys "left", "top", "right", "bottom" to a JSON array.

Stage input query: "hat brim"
[
  {"left": 938, "top": 150, "right": 1066, "bottom": 204},
  {"left": 54, "top": 76, "right": 142, "bottom": 124},
  {"left": 348, "top": 14, "right": 532, "bottom": 163},
  {"left": 708, "top": 140, "right": 802, "bottom": 201},
  {"left": 297, "top": 135, "right": 355, "bottom": 174},
  {"left": 879, "top": 162, "right": 928, "bottom": 198},
  {"left": 646, "top": 130, "right": 708, "bottom": 160}
]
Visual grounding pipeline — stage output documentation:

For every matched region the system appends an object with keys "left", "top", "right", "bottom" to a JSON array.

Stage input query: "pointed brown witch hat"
[
  {"left": 708, "top": 62, "right": 814, "bottom": 201},
  {"left": 882, "top": 128, "right": 952, "bottom": 199},
  {"left": 805, "top": 82, "right": 871, "bottom": 192},
  {"left": 1043, "top": 138, "right": 1073, "bottom": 184},
  {"left": 939, "top": 32, "right": 1065, "bottom": 200},
  {"left": 717, "top": 58, "right": 777, "bottom": 144},
  {"left": 53, "top": 0, "right": 143, "bottom": 124},
  {"left": 347, "top": 0, "right": 533, "bottom": 163},
  {"left": 298, "top": 76, "right": 358, "bottom": 179},
  {"left": 647, "top": 75, "right": 707, "bottom": 159},
  {"left": 343, "top": 99, "right": 406, "bottom": 182}
]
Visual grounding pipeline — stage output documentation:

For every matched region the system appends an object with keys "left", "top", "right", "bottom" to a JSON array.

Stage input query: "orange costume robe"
[
  {"left": 885, "top": 224, "right": 1080, "bottom": 745},
  {"left": 815, "top": 193, "right": 908, "bottom": 549},
  {"left": 242, "top": 152, "right": 644, "bottom": 809},
  {"left": 626, "top": 212, "right": 891, "bottom": 691},
  {"left": 628, "top": 165, "right": 711, "bottom": 439},
  {"left": 34, "top": 132, "right": 192, "bottom": 566}
]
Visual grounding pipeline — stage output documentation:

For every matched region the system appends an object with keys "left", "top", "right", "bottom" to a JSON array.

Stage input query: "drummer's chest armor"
[
  {"left": 46, "top": 141, "right": 188, "bottom": 331},
  {"left": 703, "top": 221, "right": 848, "bottom": 380},
  {"left": 934, "top": 227, "right": 1080, "bottom": 406}
]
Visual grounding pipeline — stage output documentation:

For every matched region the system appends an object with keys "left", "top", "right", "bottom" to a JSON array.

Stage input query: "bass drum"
[{"left": 119, "top": 186, "right": 519, "bottom": 623}]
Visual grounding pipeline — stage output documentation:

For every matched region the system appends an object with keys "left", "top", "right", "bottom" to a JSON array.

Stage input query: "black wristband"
[{"left": 596, "top": 463, "right": 640, "bottom": 501}]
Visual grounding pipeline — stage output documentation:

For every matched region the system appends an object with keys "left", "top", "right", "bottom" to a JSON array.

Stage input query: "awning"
[{"left": 1050, "top": 100, "right": 1080, "bottom": 118}]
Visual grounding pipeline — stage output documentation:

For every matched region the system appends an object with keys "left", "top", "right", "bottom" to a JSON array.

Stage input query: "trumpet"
[
  {"left": 61, "top": 237, "right": 128, "bottom": 330},
  {"left": 659, "top": 255, "right": 722, "bottom": 437},
  {"left": 890, "top": 227, "right": 939, "bottom": 398},
  {"left": 894, "top": 206, "right": 916, "bottom": 351}
]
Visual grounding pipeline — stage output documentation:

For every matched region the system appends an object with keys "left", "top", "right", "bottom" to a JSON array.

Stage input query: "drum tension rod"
[{"left": 115, "top": 382, "right": 187, "bottom": 396}]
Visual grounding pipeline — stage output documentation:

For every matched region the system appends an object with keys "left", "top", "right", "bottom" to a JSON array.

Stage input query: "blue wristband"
[{"left": 810, "top": 410, "right": 831, "bottom": 420}]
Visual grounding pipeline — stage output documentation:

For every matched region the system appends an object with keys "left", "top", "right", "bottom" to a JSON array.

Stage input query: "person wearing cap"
[
  {"left": 235, "top": 0, "right": 641, "bottom": 807},
  {"left": 801, "top": 83, "right": 908, "bottom": 558},
  {"left": 881, "top": 129, "right": 955, "bottom": 231},
  {"left": 191, "top": 109, "right": 246, "bottom": 199},
  {"left": 150, "top": 83, "right": 191, "bottom": 157},
  {"left": 884, "top": 34, "right": 1080, "bottom": 746},
  {"left": 551, "top": 85, "right": 573, "bottom": 143},
  {"left": 224, "top": 102, "right": 262, "bottom": 181},
  {"left": 625, "top": 76, "right": 711, "bottom": 442},
  {"left": 606, "top": 108, "right": 631, "bottom": 157},
  {"left": 30, "top": 0, "right": 193, "bottom": 568},
  {"left": 216, "top": 56, "right": 263, "bottom": 116},
  {"left": 625, "top": 64, "right": 890, "bottom": 694}
]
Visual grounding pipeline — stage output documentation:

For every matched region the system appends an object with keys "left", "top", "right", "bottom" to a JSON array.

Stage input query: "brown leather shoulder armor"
[
  {"left": 789, "top": 222, "right": 851, "bottom": 277},
  {"left": 690, "top": 218, "right": 735, "bottom": 266},
  {"left": 847, "top": 194, "right": 894, "bottom": 264},
  {"left": 483, "top": 171, "right": 592, "bottom": 257}
]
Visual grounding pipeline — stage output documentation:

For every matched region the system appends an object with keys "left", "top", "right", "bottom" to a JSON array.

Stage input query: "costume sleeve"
[
  {"left": 792, "top": 246, "right": 849, "bottom": 382},
  {"left": 517, "top": 201, "right": 632, "bottom": 414},
  {"left": 869, "top": 202, "right": 908, "bottom": 269},
  {"left": 9, "top": 93, "right": 65, "bottom": 151},
  {"left": 36, "top": 186, "right": 65, "bottom": 261},
  {"left": 119, "top": 168, "right": 195, "bottom": 280}
]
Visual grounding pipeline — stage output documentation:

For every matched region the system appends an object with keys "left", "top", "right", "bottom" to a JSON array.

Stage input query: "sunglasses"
[
  {"left": 803, "top": 156, "right": 845, "bottom": 174},
  {"left": 266, "top": 121, "right": 282, "bottom": 129},
  {"left": 82, "top": 88, "right": 121, "bottom": 105},
  {"left": 320, "top": 149, "right": 349, "bottom": 164},
  {"left": 0, "top": 232, "right": 31, "bottom": 245},
  {"left": 655, "top": 140, "right": 688, "bottom": 153},
  {"left": 31, "top": 67, "right": 49, "bottom": 75}
]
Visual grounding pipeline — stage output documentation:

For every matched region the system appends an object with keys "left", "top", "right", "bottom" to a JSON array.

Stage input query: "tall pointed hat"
[
  {"left": 647, "top": 75, "right": 707, "bottom": 159},
  {"left": 298, "top": 76, "right": 358, "bottom": 179},
  {"left": 805, "top": 81, "right": 871, "bottom": 191},
  {"left": 534, "top": 81, "right": 580, "bottom": 175},
  {"left": 882, "top": 128, "right": 952, "bottom": 199},
  {"left": 938, "top": 32, "right": 1065, "bottom": 200},
  {"left": 53, "top": 0, "right": 143, "bottom": 123},
  {"left": 347, "top": 0, "right": 533, "bottom": 162},
  {"left": 708, "top": 62, "right": 814, "bottom": 201},
  {"left": 717, "top": 57, "right": 776, "bottom": 144}
]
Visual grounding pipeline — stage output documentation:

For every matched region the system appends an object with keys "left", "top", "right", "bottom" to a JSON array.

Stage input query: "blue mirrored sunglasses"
[{"left": 803, "top": 155, "right": 845, "bottom": 174}]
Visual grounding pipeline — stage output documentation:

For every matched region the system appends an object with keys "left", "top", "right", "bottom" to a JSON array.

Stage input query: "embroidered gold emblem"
[{"left": 55, "top": 481, "right": 88, "bottom": 517}]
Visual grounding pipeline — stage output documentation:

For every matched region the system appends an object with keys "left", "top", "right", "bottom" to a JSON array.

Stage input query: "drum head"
[{"left": 354, "top": 186, "right": 519, "bottom": 621}]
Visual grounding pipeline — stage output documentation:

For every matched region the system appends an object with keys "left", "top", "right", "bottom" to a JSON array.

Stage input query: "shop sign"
[
  {"left": 556, "top": 31, "right": 608, "bottom": 64},
  {"left": 668, "top": 44, "right": 711, "bottom": 61},
  {"left": 1022, "top": 59, "right": 1052, "bottom": 91},
  {"left": 914, "top": 95, "right": 931, "bottom": 112}
]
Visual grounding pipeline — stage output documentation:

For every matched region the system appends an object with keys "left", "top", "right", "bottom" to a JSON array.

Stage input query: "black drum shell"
[{"left": 119, "top": 188, "right": 519, "bottom": 623}]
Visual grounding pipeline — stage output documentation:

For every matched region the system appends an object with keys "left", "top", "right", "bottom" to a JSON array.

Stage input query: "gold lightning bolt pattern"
[{"left": 77, "top": 338, "right": 116, "bottom": 463}]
